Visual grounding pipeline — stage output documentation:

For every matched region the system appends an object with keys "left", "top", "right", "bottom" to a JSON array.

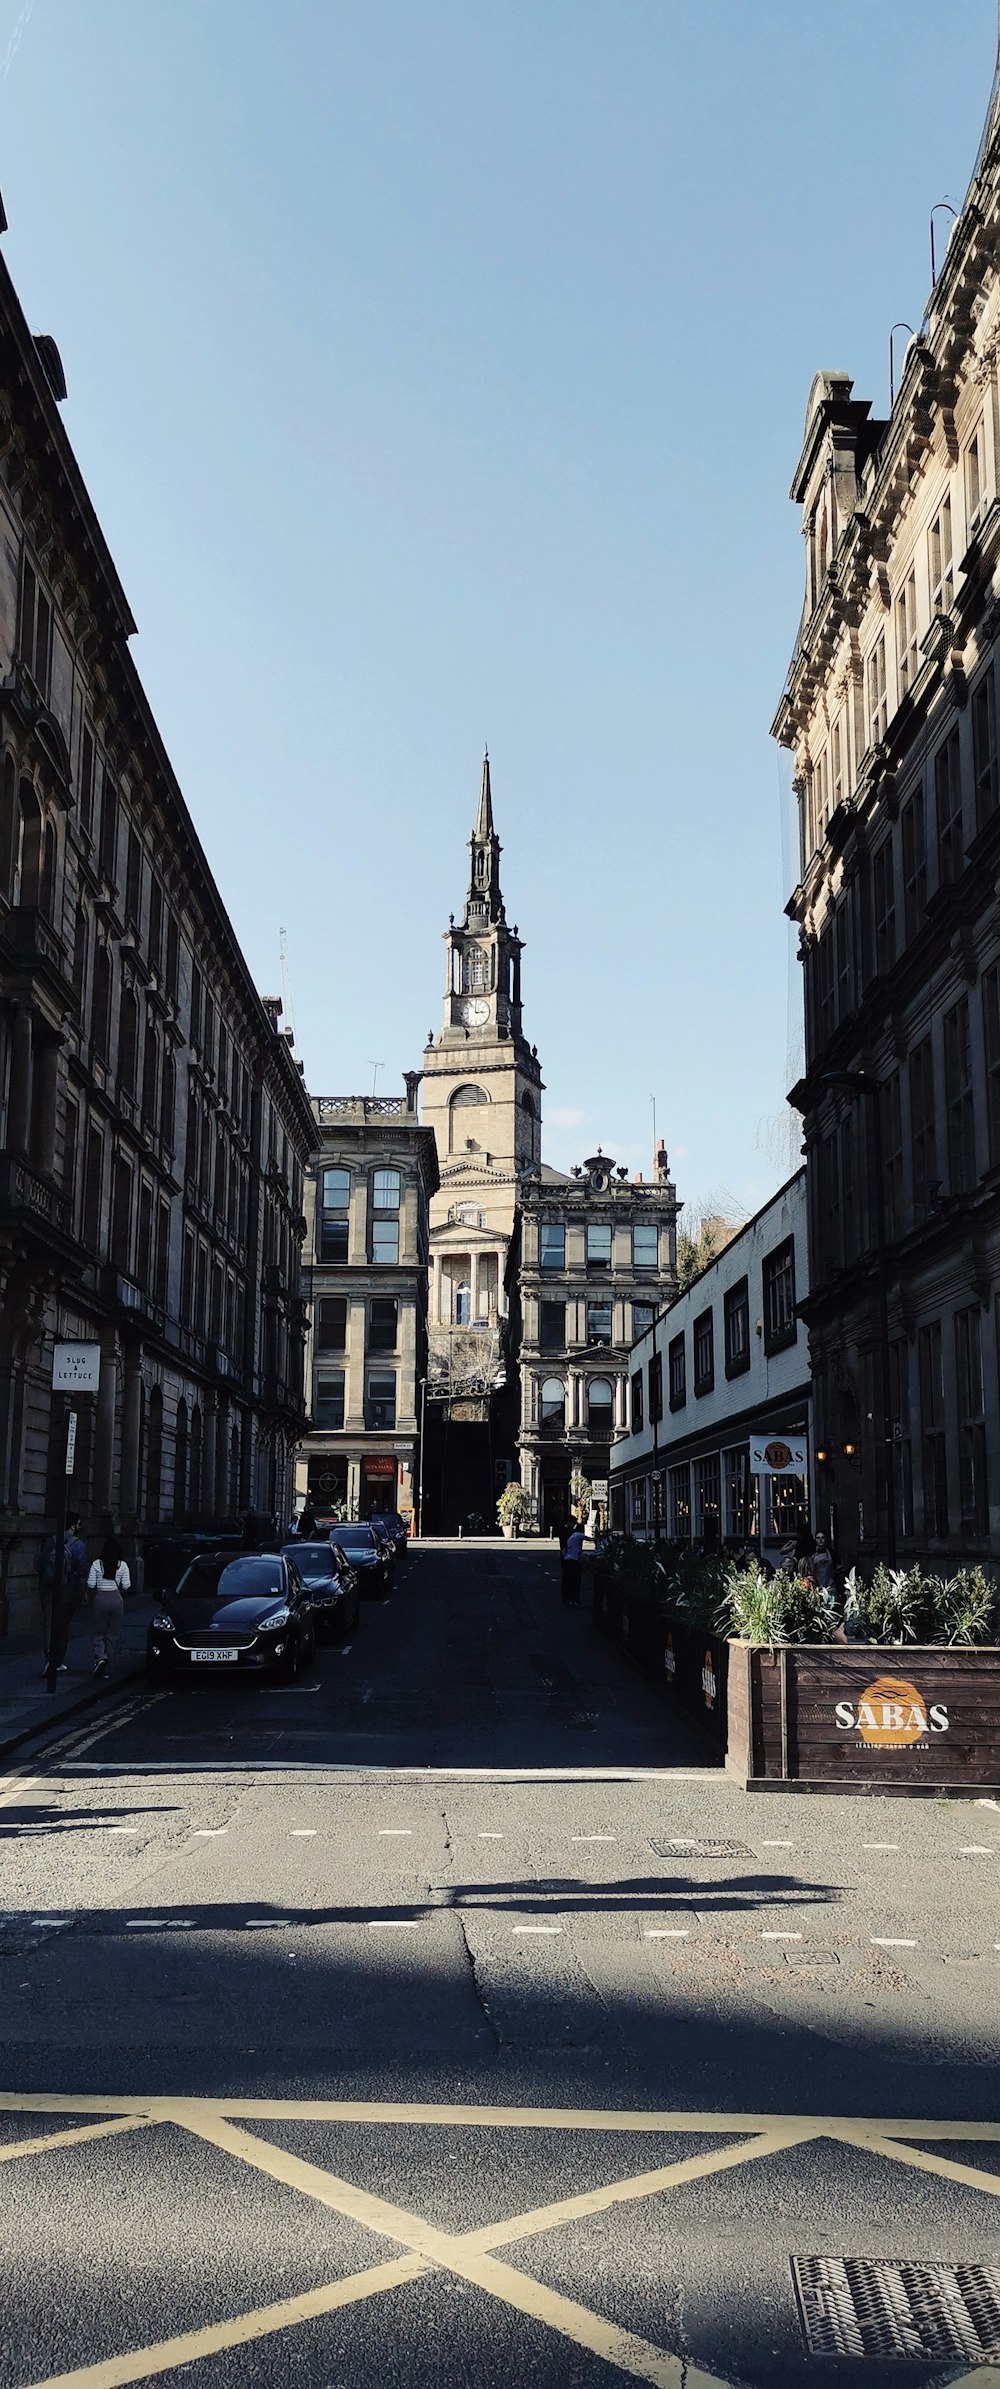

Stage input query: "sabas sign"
[{"left": 834, "top": 1675, "right": 949, "bottom": 1744}]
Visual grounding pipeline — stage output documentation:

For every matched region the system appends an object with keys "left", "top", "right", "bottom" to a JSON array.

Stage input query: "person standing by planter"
[
  {"left": 87, "top": 1537, "right": 130, "bottom": 1677},
  {"left": 561, "top": 1522, "right": 584, "bottom": 1607}
]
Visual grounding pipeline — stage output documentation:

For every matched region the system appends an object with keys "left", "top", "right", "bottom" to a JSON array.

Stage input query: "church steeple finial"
[
  {"left": 475, "top": 746, "right": 494, "bottom": 840},
  {"left": 465, "top": 747, "right": 503, "bottom": 924}
]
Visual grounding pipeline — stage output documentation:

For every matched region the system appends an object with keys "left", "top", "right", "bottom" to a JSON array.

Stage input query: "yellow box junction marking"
[{"left": 0, "top": 2092, "right": 999, "bottom": 2389}]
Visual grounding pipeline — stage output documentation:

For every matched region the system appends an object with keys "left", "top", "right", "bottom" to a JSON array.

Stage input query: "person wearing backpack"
[{"left": 87, "top": 1536, "right": 131, "bottom": 1677}]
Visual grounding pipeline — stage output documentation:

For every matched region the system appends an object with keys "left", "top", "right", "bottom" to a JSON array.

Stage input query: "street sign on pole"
[
  {"left": 52, "top": 1342, "right": 100, "bottom": 1394},
  {"left": 64, "top": 1412, "right": 77, "bottom": 1476}
]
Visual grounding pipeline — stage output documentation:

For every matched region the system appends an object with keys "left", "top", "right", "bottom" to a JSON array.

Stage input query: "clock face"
[{"left": 462, "top": 998, "right": 490, "bottom": 1028}]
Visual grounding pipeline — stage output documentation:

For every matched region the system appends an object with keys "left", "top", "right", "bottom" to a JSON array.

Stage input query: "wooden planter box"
[
  {"left": 593, "top": 1571, "right": 728, "bottom": 1752},
  {"left": 727, "top": 1642, "right": 1000, "bottom": 1793}
]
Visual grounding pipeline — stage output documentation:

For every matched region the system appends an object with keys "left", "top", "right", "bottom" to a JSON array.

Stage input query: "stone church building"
[{"left": 417, "top": 757, "right": 678, "bottom": 1529}]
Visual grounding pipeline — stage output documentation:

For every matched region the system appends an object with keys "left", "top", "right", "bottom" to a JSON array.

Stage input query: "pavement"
[
  {"left": 0, "top": 1590, "right": 152, "bottom": 1761},
  {"left": 1, "top": 1543, "right": 999, "bottom": 2388}
]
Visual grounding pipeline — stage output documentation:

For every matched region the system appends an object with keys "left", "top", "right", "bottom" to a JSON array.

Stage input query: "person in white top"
[{"left": 87, "top": 1537, "right": 131, "bottom": 1676}]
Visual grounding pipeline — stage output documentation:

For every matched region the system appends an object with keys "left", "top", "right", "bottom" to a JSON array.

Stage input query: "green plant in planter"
[
  {"left": 496, "top": 1482, "right": 532, "bottom": 1533},
  {"left": 669, "top": 1556, "right": 728, "bottom": 1630},
  {"left": 720, "top": 1563, "right": 836, "bottom": 1646},
  {"left": 931, "top": 1565, "right": 996, "bottom": 1646},
  {"left": 847, "top": 1563, "right": 923, "bottom": 1646}
]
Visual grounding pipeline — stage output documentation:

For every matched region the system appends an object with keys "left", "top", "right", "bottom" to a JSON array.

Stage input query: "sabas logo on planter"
[{"left": 835, "top": 1675, "right": 949, "bottom": 1744}]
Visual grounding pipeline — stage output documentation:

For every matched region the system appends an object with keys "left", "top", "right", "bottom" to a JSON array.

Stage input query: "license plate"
[{"left": 192, "top": 1648, "right": 238, "bottom": 1663}]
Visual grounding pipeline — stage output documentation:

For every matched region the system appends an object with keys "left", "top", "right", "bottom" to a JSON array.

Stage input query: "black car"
[
  {"left": 329, "top": 1522, "right": 393, "bottom": 1596},
  {"left": 147, "top": 1552, "right": 316, "bottom": 1683},
  {"left": 368, "top": 1510, "right": 409, "bottom": 1557},
  {"left": 280, "top": 1541, "right": 360, "bottom": 1642}
]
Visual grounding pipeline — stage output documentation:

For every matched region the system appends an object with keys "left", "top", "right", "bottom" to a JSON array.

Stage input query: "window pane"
[
  {"left": 539, "top": 1300, "right": 565, "bottom": 1351},
  {"left": 315, "top": 1373, "right": 345, "bottom": 1430},
  {"left": 539, "top": 1222, "right": 565, "bottom": 1269},
  {"left": 369, "top": 1298, "right": 398, "bottom": 1352},
  {"left": 586, "top": 1223, "right": 612, "bottom": 1265},
  {"left": 587, "top": 1300, "right": 612, "bottom": 1345},
  {"left": 321, "top": 1168, "right": 350, "bottom": 1210},
  {"left": 316, "top": 1298, "right": 346, "bottom": 1352},
  {"left": 588, "top": 1377, "right": 614, "bottom": 1420},
  {"left": 540, "top": 1376, "right": 564, "bottom": 1423},
  {"left": 319, "top": 1217, "right": 348, "bottom": 1263},
  {"left": 372, "top": 1219, "right": 400, "bottom": 1265},
  {"left": 373, "top": 1169, "right": 401, "bottom": 1210},
  {"left": 366, "top": 1371, "right": 396, "bottom": 1429},
  {"left": 632, "top": 1221, "right": 657, "bottom": 1268}
]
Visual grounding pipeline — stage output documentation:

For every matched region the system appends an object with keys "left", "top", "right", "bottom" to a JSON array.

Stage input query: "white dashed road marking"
[
  {"left": 645, "top": 1928, "right": 689, "bottom": 1939},
  {"left": 761, "top": 1931, "right": 802, "bottom": 1942},
  {"left": 513, "top": 1924, "right": 562, "bottom": 1936},
  {"left": 368, "top": 1919, "right": 419, "bottom": 1931},
  {"left": 864, "top": 1843, "right": 899, "bottom": 1851},
  {"left": 126, "top": 1919, "right": 195, "bottom": 1931},
  {"left": 378, "top": 1829, "right": 412, "bottom": 1837},
  {"left": 761, "top": 1840, "right": 794, "bottom": 1848},
  {"left": 290, "top": 1830, "right": 316, "bottom": 1837},
  {"left": 572, "top": 1834, "right": 616, "bottom": 1842},
  {"left": 960, "top": 1846, "right": 994, "bottom": 1855},
  {"left": 872, "top": 1937, "right": 918, "bottom": 1948},
  {"left": 194, "top": 1828, "right": 227, "bottom": 1837}
]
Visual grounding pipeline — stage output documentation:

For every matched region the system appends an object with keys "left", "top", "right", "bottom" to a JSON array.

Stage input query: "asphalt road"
[{"left": 2, "top": 1545, "right": 1000, "bottom": 2389}]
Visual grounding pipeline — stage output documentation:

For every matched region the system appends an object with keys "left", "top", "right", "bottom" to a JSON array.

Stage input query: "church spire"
[
  {"left": 475, "top": 747, "right": 494, "bottom": 840},
  {"left": 465, "top": 747, "right": 503, "bottom": 924}
]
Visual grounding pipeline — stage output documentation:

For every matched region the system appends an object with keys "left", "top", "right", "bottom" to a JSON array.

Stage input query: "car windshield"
[
  {"left": 176, "top": 1556, "right": 284, "bottom": 1601},
  {"left": 282, "top": 1544, "right": 334, "bottom": 1578},
  {"left": 331, "top": 1528, "right": 374, "bottom": 1549}
]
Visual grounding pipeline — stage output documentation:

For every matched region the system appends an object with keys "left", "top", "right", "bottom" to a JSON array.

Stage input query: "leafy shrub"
[
  {"left": 719, "top": 1562, "right": 836, "bottom": 1646},
  {"left": 843, "top": 1561, "right": 996, "bottom": 1646}
]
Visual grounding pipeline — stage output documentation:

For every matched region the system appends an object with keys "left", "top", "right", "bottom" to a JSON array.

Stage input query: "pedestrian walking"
[
  {"left": 297, "top": 1504, "right": 317, "bottom": 1539},
  {"left": 87, "top": 1537, "right": 131, "bottom": 1677},
  {"left": 39, "top": 1511, "right": 88, "bottom": 1674},
  {"left": 561, "top": 1522, "right": 585, "bottom": 1607}
]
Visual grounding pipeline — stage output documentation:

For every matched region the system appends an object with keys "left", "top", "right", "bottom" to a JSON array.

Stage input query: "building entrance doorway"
[{"left": 363, "top": 1456, "right": 397, "bottom": 1516}]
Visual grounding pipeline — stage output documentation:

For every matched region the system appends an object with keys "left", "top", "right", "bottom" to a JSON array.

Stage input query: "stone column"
[
  {"left": 93, "top": 1337, "right": 119, "bottom": 1518},
  {"left": 346, "top": 1297, "right": 366, "bottom": 1428},
  {"left": 6, "top": 1007, "right": 33, "bottom": 1155},
  {"left": 400, "top": 1182, "right": 418, "bottom": 1266},
  {"left": 398, "top": 1297, "right": 418, "bottom": 1433},
  {"left": 349, "top": 1178, "right": 367, "bottom": 1265},
  {"left": 201, "top": 1393, "right": 218, "bottom": 1521},
  {"left": 214, "top": 1397, "right": 230, "bottom": 1516},
  {"left": 119, "top": 1347, "right": 143, "bottom": 1526}
]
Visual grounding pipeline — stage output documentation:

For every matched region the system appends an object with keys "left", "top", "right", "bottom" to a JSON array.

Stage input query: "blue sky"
[{"left": 1, "top": 0, "right": 996, "bottom": 1212}]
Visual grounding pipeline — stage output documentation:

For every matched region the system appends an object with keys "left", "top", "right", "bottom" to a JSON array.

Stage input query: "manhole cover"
[
  {"left": 650, "top": 1837, "right": 753, "bottom": 1860},
  {"left": 792, "top": 2256, "right": 1000, "bottom": 2359}
]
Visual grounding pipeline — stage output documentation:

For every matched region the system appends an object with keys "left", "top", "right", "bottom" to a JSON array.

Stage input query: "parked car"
[
  {"left": 146, "top": 1552, "right": 316, "bottom": 1683},
  {"left": 329, "top": 1522, "right": 393, "bottom": 1596},
  {"left": 368, "top": 1510, "right": 409, "bottom": 1557},
  {"left": 280, "top": 1541, "right": 359, "bottom": 1642},
  {"left": 366, "top": 1516, "right": 398, "bottom": 1573}
]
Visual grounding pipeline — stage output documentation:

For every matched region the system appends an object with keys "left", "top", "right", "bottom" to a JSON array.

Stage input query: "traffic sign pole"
[{"left": 45, "top": 1395, "right": 73, "bottom": 1693}]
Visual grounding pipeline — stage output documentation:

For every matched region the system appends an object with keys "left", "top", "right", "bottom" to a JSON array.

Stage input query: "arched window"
[
  {"left": 462, "top": 944, "right": 489, "bottom": 992},
  {"left": 587, "top": 1377, "right": 614, "bottom": 1427},
  {"left": 455, "top": 1282, "right": 471, "bottom": 1326},
  {"left": 541, "top": 1376, "right": 565, "bottom": 1425},
  {"left": 449, "top": 1082, "right": 488, "bottom": 1153},
  {"left": 118, "top": 985, "right": 139, "bottom": 1097},
  {"left": 40, "top": 818, "right": 57, "bottom": 918},
  {"left": 17, "top": 779, "right": 41, "bottom": 907},
  {"left": 146, "top": 1387, "right": 163, "bottom": 1524},
  {"left": 91, "top": 945, "right": 112, "bottom": 1062},
  {"left": 521, "top": 1091, "right": 535, "bottom": 1117},
  {"left": 175, "top": 1398, "right": 188, "bottom": 1519}
]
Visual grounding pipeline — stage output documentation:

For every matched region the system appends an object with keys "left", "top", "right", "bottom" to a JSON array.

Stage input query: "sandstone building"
[
  {"left": 0, "top": 216, "right": 314, "bottom": 1629},
  {"left": 510, "top": 1142, "right": 679, "bottom": 1535},
  {"left": 299, "top": 1087, "right": 438, "bottom": 1523},
  {"left": 773, "top": 67, "right": 1000, "bottom": 1569}
]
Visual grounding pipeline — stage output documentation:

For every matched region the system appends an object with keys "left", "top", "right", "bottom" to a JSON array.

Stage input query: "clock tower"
[{"left": 420, "top": 755, "right": 543, "bottom": 1352}]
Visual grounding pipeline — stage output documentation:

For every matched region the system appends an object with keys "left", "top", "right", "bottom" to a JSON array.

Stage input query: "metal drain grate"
[
  {"left": 792, "top": 2256, "right": 1000, "bottom": 2359},
  {"left": 650, "top": 1837, "right": 753, "bottom": 1860}
]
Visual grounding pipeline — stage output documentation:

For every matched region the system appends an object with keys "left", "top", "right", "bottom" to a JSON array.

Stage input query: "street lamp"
[
  {"left": 416, "top": 1375, "right": 427, "bottom": 1540},
  {"left": 818, "top": 1070, "right": 896, "bottom": 1565}
]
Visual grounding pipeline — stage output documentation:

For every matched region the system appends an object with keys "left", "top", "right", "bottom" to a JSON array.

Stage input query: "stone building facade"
[
  {"left": 298, "top": 1088, "right": 438, "bottom": 1523},
  {"left": 0, "top": 223, "right": 314, "bottom": 1630},
  {"left": 511, "top": 1144, "right": 679, "bottom": 1535},
  {"left": 772, "top": 65, "right": 1000, "bottom": 1570},
  {"left": 609, "top": 1172, "right": 811, "bottom": 1558}
]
